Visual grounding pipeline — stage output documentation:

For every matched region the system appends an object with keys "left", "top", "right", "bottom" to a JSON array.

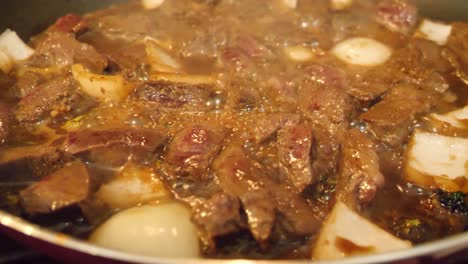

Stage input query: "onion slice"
[
  {"left": 330, "top": 0, "right": 353, "bottom": 11},
  {"left": 71, "top": 64, "right": 127, "bottom": 102},
  {"left": 281, "top": 0, "right": 297, "bottom": 9},
  {"left": 144, "top": 37, "right": 180, "bottom": 73},
  {"left": 405, "top": 130, "right": 468, "bottom": 192},
  {"left": 431, "top": 105, "right": 468, "bottom": 129},
  {"left": 331, "top": 37, "right": 392, "bottom": 66},
  {"left": 416, "top": 19, "right": 452, "bottom": 46},
  {"left": 0, "top": 29, "right": 35, "bottom": 73},
  {"left": 312, "top": 202, "right": 411, "bottom": 260},
  {"left": 141, "top": 0, "right": 165, "bottom": 10},
  {"left": 0, "top": 49, "right": 13, "bottom": 73},
  {"left": 284, "top": 46, "right": 315, "bottom": 62}
]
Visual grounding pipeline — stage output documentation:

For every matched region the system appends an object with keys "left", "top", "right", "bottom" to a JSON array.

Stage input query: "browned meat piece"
[
  {"left": 446, "top": 23, "right": 468, "bottom": 85},
  {"left": 277, "top": 123, "right": 314, "bottom": 192},
  {"left": 20, "top": 161, "right": 90, "bottom": 215},
  {"left": 298, "top": 80, "right": 351, "bottom": 126},
  {"left": 49, "top": 14, "right": 88, "bottom": 34},
  {"left": 15, "top": 75, "right": 95, "bottom": 123},
  {"left": 298, "top": 78, "right": 351, "bottom": 179},
  {"left": 251, "top": 113, "right": 300, "bottom": 142},
  {"left": 166, "top": 124, "right": 225, "bottom": 179},
  {"left": 222, "top": 47, "right": 252, "bottom": 71},
  {"left": 180, "top": 22, "right": 230, "bottom": 59},
  {"left": 360, "top": 86, "right": 432, "bottom": 146},
  {"left": 14, "top": 71, "right": 44, "bottom": 98},
  {"left": 304, "top": 64, "right": 347, "bottom": 89},
  {"left": 132, "top": 81, "right": 213, "bottom": 109},
  {"left": 0, "top": 138, "right": 64, "bottom": 167},
  {"left": 61, "top": 128, "right": 166, "bottom": 155},
  {"left": 447, "top": 23, "right": 468, "bottom": 65},
  {"left": 191, "top": 193, "right": 244, "bottom": 247},
  {"left": 236, "top": 35, "right": 273, "bottom": 59},
  {"left": 349, "top": 39, "right": 451, "bottom": 102},
  {"left": 213, "top": 146, "right": 321, "bottom": 242},
  {"left": 29, "top": 32, "right": 107, "bottom": 72},
  {"left": 375, "top": 0, "right": 418, "bottom": 34},
  {"left": 0, "top": 103, "right": 11, "bottom": 144},
  {"left": 337, "top": 129, "right": 384, "bottom": 210},
  {"left": 213, "top": 146, "right": 276, "bottom": 244}
]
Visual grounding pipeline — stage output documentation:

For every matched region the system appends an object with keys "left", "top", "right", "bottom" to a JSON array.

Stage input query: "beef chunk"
[
  {"left": 180, "top": 21, "right": 229, "bottom": 60},
  {"left": 0, "top": 137, "right": 63, "bottom": 175},
  {"left": 236, "top": 35, "right": 273, "bottom": 59},
  {"left": 49, "top": 14, "right": 88, "bottom": 34},
  {"left": 298, "top": 82, "right": 351, "bottom": 126},
  {"left": 20, "top": 161, "right": 90, "bottom": 215},
  {"left": 298, "top": 80, "right": 351, "bottom": 179},
  {"left": 213, "top": 146, "right": 276, "bottom": 244},
  {"left": 304, "top": 64, "right": 347, "bottom": 90},
  {"left": 132, "top": 81, "right": 213, "bottom": 110},
  {"left": 29, "top": 32, "right": 107, "bottom": 72},
  {"left": 0, "top": 103, "right": 11, "bottom": 144},
  {"left": 375, "top": 0, "right": 418, "bottom": 34},
  {"left": 337, "top": 129, "right": 384, "bottom": 210},
  {"left": 277, "top": 123, "right": 314, "bottom": 192},
  {"left": 349, "top": 39, "right": 451, "bottom": 102},
  {"left": 61, "top": 128, "right": 166, "bottom": 155},
  {"left": 213, "top": 146, "right": 321, "bottom": 243},
  {"left": 222, "top": 47, "right": 252, "bottom": 72},
  {"left": 165, "top": 124, "right": 225, "bottom": 179},
  {"left": 15, "top": 75, "right": 95, "bottom": 123},
  {"left": 446, "top": 23, "right": 468, "bottom": 85},
  {"left": 360, "top": 86, "right": 432, "bottom": 146},
  {"left": 192, "top": 193, "right": 244, "bottom": 247},
  {"left": 251, "top": 113, "right": 300, "bottom": 142},
  {"left": 14, "top": 71, "right": 44, "bottom": 98}
]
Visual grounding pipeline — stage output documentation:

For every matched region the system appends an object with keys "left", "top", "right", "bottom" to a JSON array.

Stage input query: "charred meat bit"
[
  {"left": 61, "top": 128, "right": 166, "bottom": 155},
  {"left": 336, "top": 129, "right": 384, "bottom": 210},
  {"left": 277, "top": 123, "right": 314, "bottom": 192},
  {"left": 20, "top": 161, "right": 90, "bottom": 215}
]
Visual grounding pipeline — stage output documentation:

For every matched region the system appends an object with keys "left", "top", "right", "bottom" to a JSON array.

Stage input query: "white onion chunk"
[
  {"left": 416, "top": 19, "right": 452, "bottom": 45},
  {"left": 312, "top": 202, "right": 411, "bottom": 260},
  {"left": 332, "top": 37, "right": 392, "bottom": 66},
  {"left": 90, "top": 203, "right": 200, "bottom": 258}
]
